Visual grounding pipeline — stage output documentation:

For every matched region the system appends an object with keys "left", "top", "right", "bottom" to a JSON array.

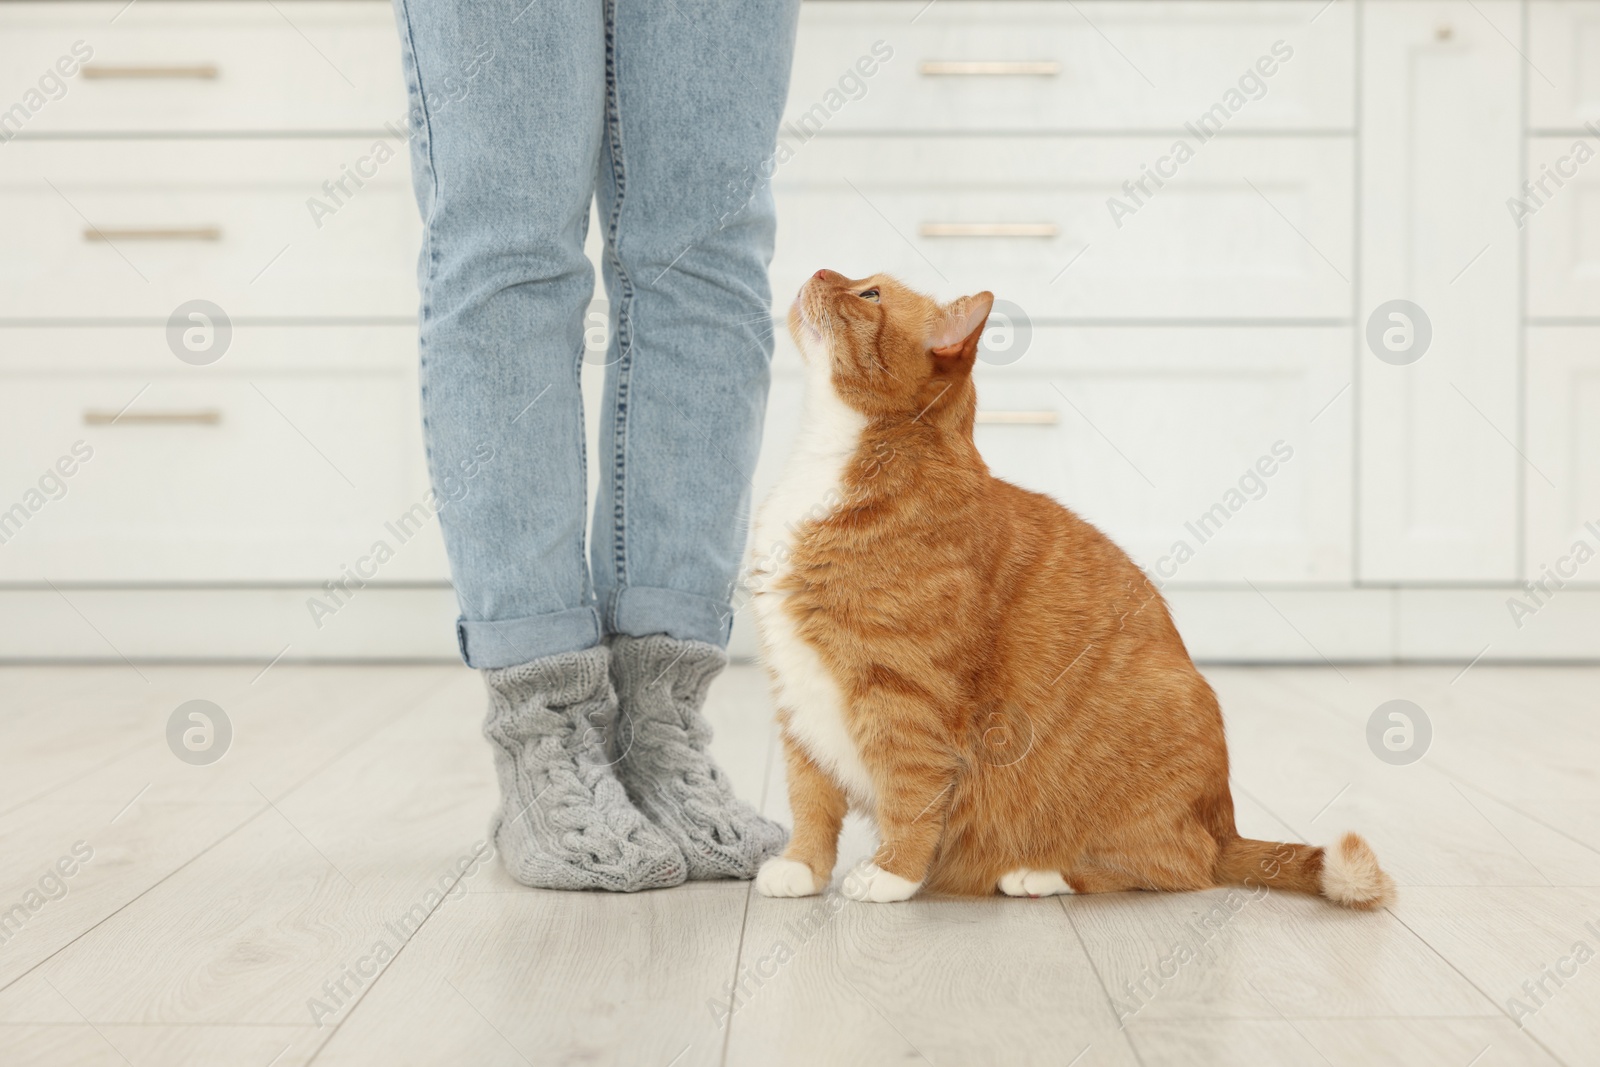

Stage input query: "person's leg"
[
  {"left": 393, "top": 0, "right": 683, "bottom": 890},
  {"left": 593, "top": 0, "right": 800, "bottom": 878}
]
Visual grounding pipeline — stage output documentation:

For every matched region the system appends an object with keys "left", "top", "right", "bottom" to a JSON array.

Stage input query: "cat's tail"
[{"left": 1213, "top": 832, "right": 1394, "bottom": 910}]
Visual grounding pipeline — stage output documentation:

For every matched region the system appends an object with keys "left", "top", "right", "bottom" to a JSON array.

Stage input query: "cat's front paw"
[
  {"left": 756, "top": 856, "right": 822, "bottom": 898},
  {"left": 842, "top": 862, "right": 921, "bottom": 903},
  {"left": 998, "top": 867, "right": 1074, "bottom": 898}
]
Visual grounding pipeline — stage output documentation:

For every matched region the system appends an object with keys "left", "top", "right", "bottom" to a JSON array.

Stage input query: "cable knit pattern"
[
  {"left": 482, "top": 647, "right": 686, "bottom": 892},
  {"left": 610, "top": 635, "right": 788, "bottom": 879}
]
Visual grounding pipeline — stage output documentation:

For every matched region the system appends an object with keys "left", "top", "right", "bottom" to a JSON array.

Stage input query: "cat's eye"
[{"left": 858, "top": 288, "right": 880, "bottom": 302}]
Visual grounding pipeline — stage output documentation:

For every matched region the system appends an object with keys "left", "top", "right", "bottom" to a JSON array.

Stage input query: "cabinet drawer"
[
  {"left": 771, "top": 136, "right": 1353, "bottom": 319},
  {"left": 0, "top": 336, "right": 447, "bottom": 583},
  {"left": 754, "top": 327, "right": 1352, "bottom": 584},
  {"left": 786, "top": 0, "right": 1353, "bottom": 133},
  {"left": 0, "top": 1, "right": 406, "bottom": 135},
  {"left": 1529, "top": 0, "right": 1600, "bottom": 129},
  {"left": 0, "top": 140, "right": 419, "bottom": 320}
]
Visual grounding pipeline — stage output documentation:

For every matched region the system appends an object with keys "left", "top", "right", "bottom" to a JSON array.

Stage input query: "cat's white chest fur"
[{"left": 749, "top": 334, "right": 876, "bottom": 808}]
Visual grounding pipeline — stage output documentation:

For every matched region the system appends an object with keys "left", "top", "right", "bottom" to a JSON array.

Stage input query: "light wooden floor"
[{"left": 1, "top": 662, "right": 1597, "bottom": 1066}]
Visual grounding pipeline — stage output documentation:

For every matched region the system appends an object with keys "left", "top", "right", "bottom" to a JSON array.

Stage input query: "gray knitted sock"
[
  {"left": 609, "top": 634, "right": 788, "bottom": 880},
  {"left": 482, "top": 646, "right": 686, "bottom": 892}
]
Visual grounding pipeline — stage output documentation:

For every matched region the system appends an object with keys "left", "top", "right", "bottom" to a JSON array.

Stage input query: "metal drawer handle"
[
  {"left": 84, "top": 227, "right": 222, "bottom": 242},
  {"left": 976, "top": 411, "right": 1059, "bottom": 425},
  {"left": 920, "top": 60, "right": 1060, "bottom": 77},
  {"left": 84, "top": 409, "right": 222, "bottom": 426},
  {"left": 920, "top": 222, "right": 1058, "bottom": 238},
  {"left": 82, "top": 64, "right": 219, "bottom": 80}
]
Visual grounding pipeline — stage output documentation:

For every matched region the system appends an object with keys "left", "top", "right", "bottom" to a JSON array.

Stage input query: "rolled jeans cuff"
[
  {"left": 456, "top": 606, "right": 603, "bottom": 669},
  {"left": 610, "top": 585, "right": 733, "bottom": 649}
]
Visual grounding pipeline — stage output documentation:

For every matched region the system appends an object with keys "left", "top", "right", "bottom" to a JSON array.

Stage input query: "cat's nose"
[
  {"left": 812, "top": 268, "right": 843, "bottom": 284},
  {"left": 814, "top": 269, "right": 830, "bottom": 280}
]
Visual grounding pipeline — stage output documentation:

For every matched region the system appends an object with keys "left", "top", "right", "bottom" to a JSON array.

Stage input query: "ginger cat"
[{"left": 748, "top": 269, "right": 1393, "bottom": 909}]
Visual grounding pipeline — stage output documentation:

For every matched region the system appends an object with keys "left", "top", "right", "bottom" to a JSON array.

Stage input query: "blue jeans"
[{"left": 393, "top": 0, "right": 800, "bottom": 668}]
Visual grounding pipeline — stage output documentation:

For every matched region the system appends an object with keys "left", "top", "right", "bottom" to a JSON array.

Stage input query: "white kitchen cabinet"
[
  {"left": 1358, "top": 0, "right": 1523, "bottom": 582},
  {"left": 1, "top": 0, "right": 1596, "bottom": 661}
]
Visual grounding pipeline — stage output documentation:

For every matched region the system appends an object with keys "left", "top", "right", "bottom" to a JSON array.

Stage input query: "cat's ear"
[{"left": 928, "top": 291, "right": 995, "bottom": 366}]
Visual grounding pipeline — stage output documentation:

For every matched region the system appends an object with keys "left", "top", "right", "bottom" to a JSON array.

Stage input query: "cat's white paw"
[
  {"left": 756, "top": 856, "right": 821, "bottom": 898},
  {"left": 842, "top": 862, "right": 922, "bottom": 903},
  {"left": 997, "top": 868, "right": 1074, "bottom": 898}
]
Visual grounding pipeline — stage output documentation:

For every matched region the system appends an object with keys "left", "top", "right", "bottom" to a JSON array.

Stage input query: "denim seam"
[
  {"left": 573, "top": 324, "right": 592, "bottom": 616},
  {"left": 601, "top": 0, "right": 634, "bottom": 630},
  {"left": 394, "top": 0, "right": 452, "bottom": 651},
  {"left": 395, "top": 0, "right": 440, "bottom": 525}
]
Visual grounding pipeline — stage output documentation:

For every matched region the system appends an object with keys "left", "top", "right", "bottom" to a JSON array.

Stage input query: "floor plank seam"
[
  {"left": 0, "top": 803, "right": 274, "bottom": 1001},
  {"left": 1059, "top": 896, "right": 1151, "bottom": 1067},
  {"left": 1237, "top": 778, "right": 1574, "bottom": 1063},
  {"left": 1430, "top": 762, "right": 1600, "bottom": 863},
  {"left": 0, "top": 668, "right": 459, "bottom": 1009},
  {"left": 720, "top": 669, "right": 778, "bottom": 1066},
  {"left": 717, "top": 883, "right": 757, "bottom": 1067},
  {"left": 0, "top": 739, "right": 159, "bottom": 819},
  {"left": 1228, "top": 780, "right": 1310, "bottom": 845},
  {"left": 1381, "top": 908, "right": 1574, "bottom": 1067},
  {"left": 1445, "top": 781, "right": 1560, "bottom": 887},
  {"left": 300, "top": 854, "right": 479, "bottom": 1067},
  {"left": 1234, "top": 683, "right": 1598, "bottom": 1066}
]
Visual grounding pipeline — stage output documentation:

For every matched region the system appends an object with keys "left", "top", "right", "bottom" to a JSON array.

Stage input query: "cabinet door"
[
  {"left": 1528, "top": 0, "right": 1600, "bottom": 130},
  {"left": 1359, "top": 0, "right": 1522, "bottom": 581},
  {"left": 1525, "top": 327, "right": 1600, "bottom": 582},
  {"left": 1525, "top": 135, "right": 1600, "bottom": 317}
]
